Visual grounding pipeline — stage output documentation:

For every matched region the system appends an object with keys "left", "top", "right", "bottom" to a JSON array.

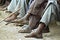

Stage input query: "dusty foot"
[
  {"left": 10, "top": 18, "right": 28, "bottom": 24},
  {"left": 18, "top": 25, "right": 31, "bottom": 33},
  {"left": 4, "top": 14, "right": 17, "bottom": 22},
  {"left": 25, "top": 30, "right": 43, "bottom": 38}
]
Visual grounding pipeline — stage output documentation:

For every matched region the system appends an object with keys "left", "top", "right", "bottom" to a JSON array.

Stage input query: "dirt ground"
[{"left": 0, "top": 8, "right": 60, "bottom": 40}]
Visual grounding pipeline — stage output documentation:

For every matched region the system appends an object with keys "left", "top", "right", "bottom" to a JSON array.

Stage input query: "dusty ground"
[{"left": 0, "top": 8, "right": 60, "bottom": 40}]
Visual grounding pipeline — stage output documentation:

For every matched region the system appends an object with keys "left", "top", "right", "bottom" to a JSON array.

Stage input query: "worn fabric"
[
  {"left": 27, "top": 0, "right": 34, "bottom": 10},
  {"left": 22, "top": 0, "right": 48, "bottom": 28},
  {"left": 7, "top": 0, "right": 20, "bottom": 12},
  {"left": 40, "top": 0, "right": 60, "bottom": 26},
  {"left": 27, "top": 0, "right": 47, "bottom": 18},
  {"left": 7, "top": 0, "right": 28, "bottom": 18},
  {"left": 17, "top": 0, "right": 27, "bottom": 18},
  {"left": 18, "top": 0, "right": 34, "bottom": 18}
]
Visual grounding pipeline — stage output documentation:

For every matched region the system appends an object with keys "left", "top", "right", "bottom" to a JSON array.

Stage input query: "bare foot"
[
  {"left": 4, "top": 13, "right": 17, "bottom": 22},
  {"left": 25, "top": 23, "right": 46, "bottom": 38},
  {"left": 25, "top": 30, "right": 43, "bottom": 38},
  {"left": 18, "top": 25, "right": 31, "bottom": 33},
  {"left": 10, "top": 17, "right": 28, "bottom": 24}
]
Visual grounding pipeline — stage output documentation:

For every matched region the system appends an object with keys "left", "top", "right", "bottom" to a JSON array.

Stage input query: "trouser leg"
[
  {"left": 7, "top": 0, "right": 17, "bottom": 12},
  {"left": 40, "top": 4, "right": 57, "bottom": 26},
  {"left": 29, "top": 16, "right": 40, "bottom": 29}
]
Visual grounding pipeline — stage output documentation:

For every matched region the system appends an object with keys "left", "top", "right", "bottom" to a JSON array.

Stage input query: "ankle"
[{"left": 39, "top": 22, "right": 46, "bottom": 26}]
